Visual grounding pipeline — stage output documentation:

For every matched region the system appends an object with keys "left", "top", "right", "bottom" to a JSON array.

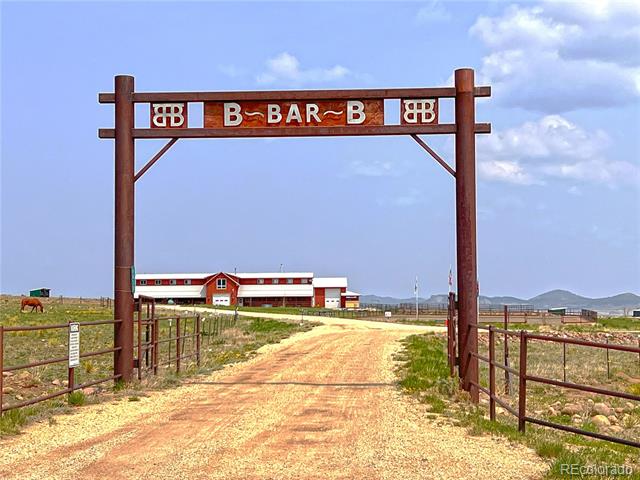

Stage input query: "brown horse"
[{"left": 21, "top": 298, "right": 44, "bottom": 312}]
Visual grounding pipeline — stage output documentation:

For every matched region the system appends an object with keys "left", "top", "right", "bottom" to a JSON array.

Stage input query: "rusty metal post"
[
  {"left": 489, "top": 326, "right": 496, "bottom": 421},
  {"left": 447, "top": 293, "right": 454, "bottom": 375},
  {"left": 455, "top": 68, "right": 479, "bottom": 403},
  {"left": 153, "top": 316, "right": 158, "bottom": 375},
  {"left": 606, "top": 334, "right": 611, "bottom": 379},
  {"left": 176, "top": 316, "right": 181, "bottom": 373},
  {"left": 68, "top": 367, "right": 75, "bottom": 398},
  {"left": 137, "top": 308, "right": 142, "bottom": 381},
  {"left": 563, "top": 335, "right": 567, "bottom": 383},
  {"left": 113, "top": 74, "right": 135, "bottom": 383},
  {"left": 504, "top": 305, "right": 511, "bottom": 395},
  {"left": 0, "top": 325, "right": 4, "bottom": 416},
  {"left": 196, "top": 314, "right": 201, "bottom": 367},
  {"left": 518, "top": 331, "right": 528, "bottom": 433}
]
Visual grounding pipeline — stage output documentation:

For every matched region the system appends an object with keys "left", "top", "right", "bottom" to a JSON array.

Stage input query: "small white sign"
[
  {"left": 384, "top": 311, "right": 392, "bottom": 318},
  {"left": 68, "top": 323, "right": 80, "bottom": 368}
]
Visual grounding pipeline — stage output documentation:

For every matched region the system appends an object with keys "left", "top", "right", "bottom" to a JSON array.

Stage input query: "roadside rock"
[
  {"left": 571, "top": 414, "right": 582, "bottom": 424},
  {"left": 3, "top": 386, "right": 15, "bottom": 394},
  {"left": 592, "top": 402, "right": 612, "bottom": 416},
  {"left": 562, "top": 404, "right": 582, "bottom": 415},
  {"left": 52, "top": 379, "right": 61, "bottom": 386},
  {"left": 82, "top": 387, "right": 96, "bottom": 396},
  {"left": 592, "top": 415, "right": 611, "bottom": 428},
  {"left": 2, "top": 371, "right": 13, "bottom": 378},
  {"left": 609, "top": 425, "right": 623, "bottom": 434},
  {"left": 607, "top": 415, "right": 617, "bottom": 424}
]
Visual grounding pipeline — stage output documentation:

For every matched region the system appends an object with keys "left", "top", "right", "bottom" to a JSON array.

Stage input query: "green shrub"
[{"left": 68, "top": 391, "right": 85, "bottom": 406}]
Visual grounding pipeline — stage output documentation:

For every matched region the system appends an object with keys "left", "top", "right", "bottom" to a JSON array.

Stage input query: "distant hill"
[{"left": 360, "top": 289, "right": 640, "bottom": 313}]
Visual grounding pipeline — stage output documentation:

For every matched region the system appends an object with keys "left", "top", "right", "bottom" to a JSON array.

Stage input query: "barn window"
[
  {"left": 184, "top": 279, "right": 192, "bottom": 285},
  {"left": 272, "top": 279, "right": 279, "bottom": 284},
  {"left": 140, "top": 280, "right": 147, "bottom": 286},
  {"left": 257, "top": 279, "right": 265, "bottom": 284},
  {"left": 169, "top": 279, "right": 177, "bottom": 285},
  {"left": 287, "top": 278, "right": 293, "bottom": 284},
  {"left": 301, "top": 278, "right": 308, "bottom": 284},
  {"left": 217, "top": 278, "right": 227, "bottom": 289},
  {"left": 154, "top": 280, "right": 162, "bottom": 286}
]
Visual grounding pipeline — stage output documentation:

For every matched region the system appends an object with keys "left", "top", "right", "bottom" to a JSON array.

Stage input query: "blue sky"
[{"left": 1, "top": 1, "right": 639, "bottom": 299}]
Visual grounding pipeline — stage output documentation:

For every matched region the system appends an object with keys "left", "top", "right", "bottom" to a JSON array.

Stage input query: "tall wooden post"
[
  {"left": 455, "top": 68, "right": 479, "bottom": 403},
  {"left": 114, "top": 75, "right": 135, "bottom": 382}
]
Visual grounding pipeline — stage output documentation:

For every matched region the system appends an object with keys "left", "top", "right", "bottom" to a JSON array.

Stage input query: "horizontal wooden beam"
[
  {"left": 98, "top": 86, "right": 491, "bottom": 104},
  {"left": 98, "top": 123, "right": 491, "bottom": 139}
]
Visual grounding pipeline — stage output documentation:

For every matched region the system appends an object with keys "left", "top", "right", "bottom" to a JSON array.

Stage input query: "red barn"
[{"left": 135, "top": 271, "right": 359, "bottom": 309}]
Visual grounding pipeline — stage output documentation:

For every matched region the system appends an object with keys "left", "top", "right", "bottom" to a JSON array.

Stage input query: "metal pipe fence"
[
  {"left": 0, "top": 319, "right": 123, "bottom": 414},
  {"left": 476, "top": 325, "right": 639, "bottom": 448},
  {"left": 0, "top": 297, "right": 238, "bottom": 415},
  {"left": 446, "top": 295, "right": 639, "bottom": 448}
]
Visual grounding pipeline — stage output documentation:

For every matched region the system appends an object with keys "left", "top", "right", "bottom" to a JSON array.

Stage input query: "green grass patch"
[
  {"left": 246, "top": 318, "right": 299, "bottom": 334},
  {"left": 396, "top": 335, "right": 450, "bottom": 393},
  {"left": 67, "top": 391, "right": 85, "bottom": 406},
  {"left": 0, "top": 409, "right": 28, "bottom": 435}
]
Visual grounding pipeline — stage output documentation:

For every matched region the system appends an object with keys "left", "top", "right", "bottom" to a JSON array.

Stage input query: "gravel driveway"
[{"left": 0, "top": 318, "right": 546, "bottom": 480}]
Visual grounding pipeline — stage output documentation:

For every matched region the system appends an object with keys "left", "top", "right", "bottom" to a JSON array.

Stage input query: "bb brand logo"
[{"left": 151, "top": 103, "right": 187, "bottom": 128}]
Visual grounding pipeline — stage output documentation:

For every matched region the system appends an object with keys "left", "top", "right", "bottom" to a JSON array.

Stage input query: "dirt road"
[{"left": 0, "top": 319, "right": 545, "bottom": 480}]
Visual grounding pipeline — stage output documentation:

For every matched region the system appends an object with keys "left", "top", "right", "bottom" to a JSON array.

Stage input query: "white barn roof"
[
  {"left": 234, "top": 272, "right": 313, "bottom": 279},
  {"left": 313, "top": 277, "right": 348, "bottom": 288},
  {"left": 136, "top": 273, "right": 212, "bottom": 280}
]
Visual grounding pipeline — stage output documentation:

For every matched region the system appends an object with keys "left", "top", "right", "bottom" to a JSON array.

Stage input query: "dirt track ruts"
[{"left": 0, "top": 318, "right": 546, "bottom": 479}]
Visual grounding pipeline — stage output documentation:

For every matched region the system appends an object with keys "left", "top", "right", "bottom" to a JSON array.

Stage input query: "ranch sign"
[
  {"left": 99, "top": 70, "right": 490, "bottom": 404},
  {"left": 150, "top": 98, "right": 439, "bottom": 130}
]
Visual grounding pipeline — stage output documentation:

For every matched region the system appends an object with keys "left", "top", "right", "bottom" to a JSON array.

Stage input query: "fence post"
[
  {"left": 137, "top": 308, "right": 142, "bottom": 381},
  {"left": 196, "top": 314, "right": 201, "bottom": 367},
  {"left": 489, "top": 326, "right": 496, "bottom": 421},
  {"left": 606, "top": 334, "right": 611, "bottom": 379},
  {"left": 563, "top": 335, "right": 567, "bottom": 383},
  {"left": 176, "top": 316, "right": 181, "bottom": 373},
  {"left": 153, "top": 315, "right": 158, "bottom": 375},
  {"left": 504, "top": 305, "right": 511, "bottom": 395},
  {"left": 0, "top": 325, "right": 4, "bottom": 416},
  {"left": 518, "top": 331, "right": 528, "bottom": 433}
]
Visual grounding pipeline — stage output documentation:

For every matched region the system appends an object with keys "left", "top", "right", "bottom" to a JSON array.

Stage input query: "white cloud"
[
  {"left": 347, "top": 159, "right": 400, "bottom": 177},
  {"left": 416, "top": 1, "right": 451, "bottom": 23},
  {"left": 477, "top": 115, "right": 639, "bottom": 186},
  {"left": 377, "top": 188, "right": 425, "bottom": 207},
  {"left": 470, "top": 3, "right": 640, "bottom": 112},
  {"left": 478, "top": 160, "right": 540, "bottom": 185},
  {"left": 256, "top": 52, "right": 350, "bottom": 86}
]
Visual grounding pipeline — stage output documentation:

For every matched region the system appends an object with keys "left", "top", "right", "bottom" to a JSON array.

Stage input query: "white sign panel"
[
  {"left": 384, "top": 311, "right": 392, "bottom": 318},
  {"left": 68, "top": 322, "right": 80, "bottom": 368}
]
